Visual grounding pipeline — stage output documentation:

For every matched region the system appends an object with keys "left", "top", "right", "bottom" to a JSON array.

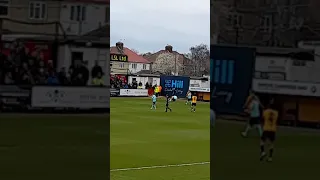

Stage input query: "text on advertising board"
[
  {"left": 252, "top": 79, "right": 319, "bottom": 97},
  {"left": 110, "top": 54, "right": 128, "bottom": 62},
  {"left": 31, "top": 86, "right": 109, "bottom": 108},
  {"left": 119, "top": 89, "right": 148, "bottom": 96},
  {"left": 160, "top": 76, "right": 190, "bottom": 98}
]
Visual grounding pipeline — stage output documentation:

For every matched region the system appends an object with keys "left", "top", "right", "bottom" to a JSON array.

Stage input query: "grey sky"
[{"left": 110, "top": 0, "right": 210, "bottom": 54}]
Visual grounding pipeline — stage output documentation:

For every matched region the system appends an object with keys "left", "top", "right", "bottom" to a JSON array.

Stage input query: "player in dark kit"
[
  {"left": 260, "top": 99, "right": 278, "bottom": 162},
  {"left": 165, "top": 94, "right": 172, "bottom": 112}
]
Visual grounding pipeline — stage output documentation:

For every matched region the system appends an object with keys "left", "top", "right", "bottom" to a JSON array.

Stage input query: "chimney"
[
  {"left": 116, "top": 42, "right": 124, "bottom": 50},
  {"left": 165, "top": 45, "right": 173, "bottom": 53},
  {"left": 116, "top": 42, "right": 124, "bottom": 53}
]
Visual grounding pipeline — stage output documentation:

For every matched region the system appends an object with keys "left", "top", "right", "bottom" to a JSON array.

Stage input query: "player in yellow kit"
[
  {"left": 191, "top": 95, "right": 197, "bottom": 112},
  {"left": 260, "top": 99, "right": 278, "bottom": 162}
]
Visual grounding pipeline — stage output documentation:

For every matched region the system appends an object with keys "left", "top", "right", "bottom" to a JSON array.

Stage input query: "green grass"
[
  {"left": 212, "top": 120, "right": 320, "bottom": 179},
  {"left": 0, "top": 114, "right": 109, "bottom": 180},
  {"left": 110, "top": 97, "right": 210, "bottom": 180},
  {"left": 2, "top": 97, "right": 317, "bottom": 180}
]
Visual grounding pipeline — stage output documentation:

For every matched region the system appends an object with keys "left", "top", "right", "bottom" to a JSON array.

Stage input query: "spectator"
[
  {"left": 92, "top": 72, "right": 104, "bottom": 86},
  {"left": 47, "top": 60, "right": 54, "bottom": 73},
  {"left": 74, "top": 61, "right": 89, "bottom": 85},
  {"left": 20, "top": 73, "right": 31, "bottom": 85},
  {"left": 67, "top": 66, "right": 75, "bottom": 82},
  {"left": 47, "top": 71, "right": 59, "bottom": 85},
  {"left": 73, "top": 73, "right": 86, "bottom": 86},
  {"left": 91, "top": 60, "right": 103, "bottom": 78},
  {"left": 38, "top": 60, "right": 48, "bottom": 76},
  {"left": 36, "top": 69, "right": 47, "bottom": 85},
  {"left": 58, "top": 67, "right": 68, "bottom": 85}
]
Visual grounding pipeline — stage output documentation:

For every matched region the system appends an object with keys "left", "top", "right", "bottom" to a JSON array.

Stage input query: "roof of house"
[
  {"left": 110, "top": 46, "right": 150, "bottom": 64},
  {"left": 143, "top": 50, "right": 190, "bottom": 64}
]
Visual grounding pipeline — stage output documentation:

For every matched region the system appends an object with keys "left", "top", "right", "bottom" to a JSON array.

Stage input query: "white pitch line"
[{"left": 110, "top": 161, "right": 210, "bottom": 172}]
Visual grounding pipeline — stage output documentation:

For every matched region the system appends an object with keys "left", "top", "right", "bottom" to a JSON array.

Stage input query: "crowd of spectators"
[
  {"left": 0, "top": 41, "right": 105, "bottom": 87},
  {"left": 110, "top": 76, "right": 157, "bottom": 90},
  {"left": 110, "top": 75, "right": 148, "bottom": 89}
]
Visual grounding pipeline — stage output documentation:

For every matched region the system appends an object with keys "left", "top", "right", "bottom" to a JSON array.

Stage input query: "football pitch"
[
  {"left": 110, "top": 97, "right": 210, "bottom": 180},
  {"left": 1, "top": 97, "right": 319, "bottom": 180},
  {"left": 0, "top": 113, "right": 109, "bottom": 180},
  {"left": 212, "top": 120, "right": 320, "bottom": 179}
]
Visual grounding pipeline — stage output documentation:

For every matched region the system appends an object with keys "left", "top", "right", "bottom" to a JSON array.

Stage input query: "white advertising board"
[
  {"left": 255, "top": 56, "right": 288, "bottom": 73},
  {"left": 31, "top": 86, "right": 109, "bottom": 108},
  {"left": 119, "top": 89, "right": 148, "bottom": 96},
  {"left": 189, "top": 87, "right": 210, "bottom": 92},
  {"left": 252, "top": 79, "right": 319, "bottom": 97}
]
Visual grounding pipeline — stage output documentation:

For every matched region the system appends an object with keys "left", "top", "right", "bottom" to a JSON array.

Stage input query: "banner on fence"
[
  {"left": 211, "top": 45, "right": 255, "bottom": 114},
  {"left": 189, "top": 87, "right": 210, "bottom": 92},
  {"left": 0, "top": 85, "right": 30, "bottom": 106},
  {"left": 160, "top": 75, "right": 190, "bottom": 98},
  {"left": 31, "top": 86, "right": 109, "bottom": 108},
  {"left": 110, "top": 88, "right": 120, "bottom": 96},
  {"left": 119, "top": 89, "right": 148, "bottom": 96},
  {"left": 252, "top": 79, "right": 320, "bottom": 97}
]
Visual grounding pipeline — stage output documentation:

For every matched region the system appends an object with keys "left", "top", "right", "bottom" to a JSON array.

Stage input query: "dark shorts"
[
  {"left": 188, "top": 98, "right": 191, "bottom": 101},
  {"left": 152, "top": 102, "right": 156, "bottom": 105},
  {"left": 261, "top": 131, "right": 276, "bottom": 142},
  {"left": 249, "top": 117, "right": 260, "bottom": 126},
  {"left": 172, "top": 99, "right": 176, "bottom": 102},
  {"left": 192, "top": 103, "right": 196, "bottom": 106}
]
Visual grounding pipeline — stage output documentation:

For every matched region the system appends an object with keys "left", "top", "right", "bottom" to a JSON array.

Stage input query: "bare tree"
[
  {"left": 189, "top": 44, "right": 210, "bottom": 76},
  {"left": 181, "top": 53, "right": 194, "bottom": 76}
]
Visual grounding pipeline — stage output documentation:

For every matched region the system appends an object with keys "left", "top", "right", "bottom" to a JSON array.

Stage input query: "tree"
[{"left": 188, "top": 44, "right": 210, "bottom": 76}]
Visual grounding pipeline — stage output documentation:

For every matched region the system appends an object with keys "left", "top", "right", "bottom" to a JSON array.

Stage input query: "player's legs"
[
  {"left": 165, "top": 104, "right": 171, "bottom": 112},
  {"left": 193, "top": 104, "right": 196, "bottom": 112},
  {"left": 254, "top": 124, "right": 263, "bottom": 137},
  {"left": 151, "top": 102, "right": 156, "bottom": 109},
  {"left": 241, "top": 118, "right": 254, "bottom": 137},
  {"left": 260, "top": 131, "right": 267, "bottom": 161},
  {"left": 186, "top": 98, "right": 191, "bottom": 105},
  {"left": 242, "top": 117, "right": 261, "bottom": 137},
  {"left": 190, "top": 103, "right": 194, "bottom": 112},
  {"left": 267, "top": 132, "right": 275, "bottom": 161},
  {"left": 260, "top": 131, "right": 275, "bottom": 161}
]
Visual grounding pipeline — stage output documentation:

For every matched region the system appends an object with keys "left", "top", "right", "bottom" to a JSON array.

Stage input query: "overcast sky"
[{"left": 110, "top": 0, "right": 210, "bottom": 54}]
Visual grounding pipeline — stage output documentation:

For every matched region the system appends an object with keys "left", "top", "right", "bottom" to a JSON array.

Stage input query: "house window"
[
  {"left": 119, "top": 63, "right": 124, "bottom": 68},
  {"left": 143, "top": 64, "right": 147, "bottom": 70},
  {"left": 70, "top": 5, "right": 86, "bottom": 21},
  {"left": 29, "top": 1, "right": 47, "bottom": 20},
  {"left": 0, "top": 0, "right": 9, "bottom": 16},
  {"left": 260, "top": 15, "right": 272, "bottom": 32},
  {"left": 227, "top": 13, "right": 242, "bottom": 28},
  {"left": 131, "top": 63, "right": 137, "bottom": 69}
]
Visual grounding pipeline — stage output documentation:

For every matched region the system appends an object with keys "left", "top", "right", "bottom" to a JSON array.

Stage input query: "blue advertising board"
[
  {"left": 160, "top": 75, "right": 190, "bottom": 98},
  {"left": 210, "top": 45, "right": 255, "bottom": 114}
]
